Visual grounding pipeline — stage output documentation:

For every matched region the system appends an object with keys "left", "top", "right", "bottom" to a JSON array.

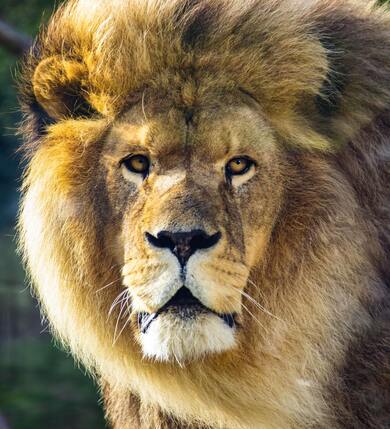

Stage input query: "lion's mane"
[{"left": 18, "top": 1, "right": 389, "bottom": 428}]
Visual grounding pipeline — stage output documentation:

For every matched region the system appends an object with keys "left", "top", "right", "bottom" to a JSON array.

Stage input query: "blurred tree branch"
[{"left": 0, "top": 19, "right": 32, "bottom": 56}]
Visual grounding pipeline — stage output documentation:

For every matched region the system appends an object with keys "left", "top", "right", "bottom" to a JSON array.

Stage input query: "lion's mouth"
[{"left": 138, "top": 287, "right": 236, "bottom": 334}]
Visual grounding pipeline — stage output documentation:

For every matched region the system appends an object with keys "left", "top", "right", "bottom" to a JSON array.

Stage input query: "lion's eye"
[
  {"left": 226, "top": 157, "right": 254, "bottom": 177},
  {"left": 122, "top": 155, "right": 150, "bottom": 176}
]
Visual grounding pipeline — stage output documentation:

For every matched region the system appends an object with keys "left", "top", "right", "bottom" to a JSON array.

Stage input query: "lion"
[{"left": 17, "top": 0, "right": 389, "bottom": 428}]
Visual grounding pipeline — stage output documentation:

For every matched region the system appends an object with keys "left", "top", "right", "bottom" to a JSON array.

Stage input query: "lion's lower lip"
[
  {"left": 138, "top": 312, "right": 158, "bottom": 334},
  {"left": 138, "top": 310, "right": 236, "bottom": 334},
  {"left": 138, "top": 287, "right": 236, "bottom": 333},
  {"left": 221, "top": 313, "right": 235, "bottom": 328}
]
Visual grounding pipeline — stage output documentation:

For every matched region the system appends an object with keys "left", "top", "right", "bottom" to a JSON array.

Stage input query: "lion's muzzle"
[{"left": 137, "top": 286, "right": 237, "bottom": 334}]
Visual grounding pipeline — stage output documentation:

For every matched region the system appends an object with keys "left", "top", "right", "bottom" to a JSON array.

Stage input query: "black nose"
[{"left": 145, "top": 229, "right": 221, "bottom": 266}]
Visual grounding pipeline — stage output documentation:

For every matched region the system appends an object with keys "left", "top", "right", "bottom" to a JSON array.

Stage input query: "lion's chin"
[{"left": 139, "top": 312, "right": 237, "bottom": 364}]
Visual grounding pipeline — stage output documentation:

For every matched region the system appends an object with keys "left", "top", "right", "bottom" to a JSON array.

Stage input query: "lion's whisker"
[
  {"left": 113, "top": 292, "right": 134, "bottom": 342},
  {"left": 109, "top": 294, "right": 130, "bottom": 317},
  {"left": 227, "top": 294, "right": 267, "bottom": 332},
  {"left": 233, "top": 283, "right": 284, "bottom": 323},
  {"left": 113, "top": 314, "right": 132, "bottom": 345},
  {"left": 113, "top": 293, "right": 132, "bottom": 344},
  {"left": 108, "top": 289, "right": 130, "bottom": 319},
  {"left": 110, "top": 288, "right": 128, "bottom": 306},
  {"left": 96, "top": 277, "right": 122, "bottom": 293}
]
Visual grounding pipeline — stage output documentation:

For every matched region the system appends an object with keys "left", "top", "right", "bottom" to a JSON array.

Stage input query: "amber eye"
[
  {"left": 226, "top": 157, "right": 254, "bottom": 177},
  {"left": 122, "top": 154, "right": 150, "bottom": 176}
]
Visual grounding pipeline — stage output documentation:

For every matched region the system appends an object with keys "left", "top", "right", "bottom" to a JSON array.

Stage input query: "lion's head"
[
  {"left": 19, "top": 1, "right": 390, "bottom": 428},
  {"left": 102, "top": 94, "right": 288, "bottom": 362}
]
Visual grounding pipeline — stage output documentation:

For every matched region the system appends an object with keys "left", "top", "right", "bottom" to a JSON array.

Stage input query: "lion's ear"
[
  {"left": 311, "top": 8, "right": 390, "bottom": 141},
  {"left": 32, "top": 56, "right": 95, "bottom": 121}
]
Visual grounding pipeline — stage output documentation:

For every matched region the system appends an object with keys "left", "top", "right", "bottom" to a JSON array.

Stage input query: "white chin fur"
[{"left": 139, "top": 312, "right": 236, "bottom": 364}]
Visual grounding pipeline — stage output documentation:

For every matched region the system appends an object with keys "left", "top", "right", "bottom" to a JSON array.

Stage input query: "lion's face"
[{"left": 101, "top": 95, "right": 283, "bottom": 362}]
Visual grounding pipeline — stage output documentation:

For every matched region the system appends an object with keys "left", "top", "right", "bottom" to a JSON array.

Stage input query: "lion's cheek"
[
  {"left": 185, "top": 254, "right": 248, "bottom": 315},
  {"left": 243, "top": 226, "right": 271, "bottom": 269}
]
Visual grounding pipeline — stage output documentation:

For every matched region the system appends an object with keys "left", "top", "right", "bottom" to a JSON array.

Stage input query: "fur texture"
[{"left": 18, "top": 1, "right": 389, "bottom": 428}]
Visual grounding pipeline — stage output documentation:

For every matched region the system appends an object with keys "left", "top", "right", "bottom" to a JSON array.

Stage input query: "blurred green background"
[
  {"left": 0, "top": 1, "right": 105, "bottom": 428},
  {"left": 0, "top": 1, "right": 389, "bottom": 428}
]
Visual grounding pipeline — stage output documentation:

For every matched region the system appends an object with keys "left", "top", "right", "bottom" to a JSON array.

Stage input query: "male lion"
[{"left": 18, "top": 0, "right": 389, "bottom": 428}]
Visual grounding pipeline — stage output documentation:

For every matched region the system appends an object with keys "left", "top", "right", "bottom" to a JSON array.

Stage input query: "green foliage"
[
  {"left": 0, "top": 339, "right": 106, "bottom": 429},
  {"left": 0, "top": 230, "right": 106, "bottom": 428}
]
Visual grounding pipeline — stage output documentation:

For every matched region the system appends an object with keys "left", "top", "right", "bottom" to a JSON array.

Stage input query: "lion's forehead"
[{"left": 107, "top": 102, "right": 276, "bottom": 167}]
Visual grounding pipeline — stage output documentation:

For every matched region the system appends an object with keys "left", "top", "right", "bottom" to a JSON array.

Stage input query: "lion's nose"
[{"left": 145, "top": 229, "right": 221, "bottom": 266}]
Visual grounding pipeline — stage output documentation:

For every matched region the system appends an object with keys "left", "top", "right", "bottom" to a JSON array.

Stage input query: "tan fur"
[{"left": 18, "top": 1, "right": 390, "bottom": 428}]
